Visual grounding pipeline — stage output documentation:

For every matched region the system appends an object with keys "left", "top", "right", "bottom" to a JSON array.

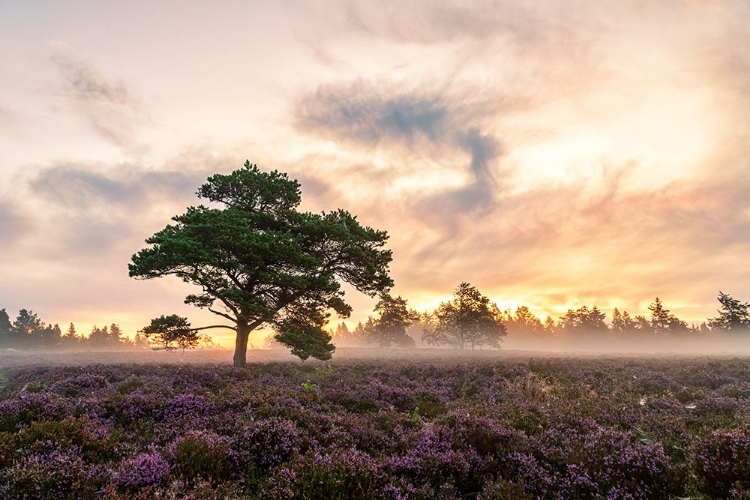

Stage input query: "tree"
[
  {"left": 38, "top": 324, "right": 61, "bottom": 349},
  {"left": 0, "top": 309, "right": 11, "bottom": 346},
  {"left": 61, "top": 323, "right": 79, "bottom": 347},
  {"left": 610, "top": 308, "right": 636, "bottom": 336},
  {"left": 364, "top": 293, "right": 416, "bottom": 348},
  {"left": 648, "top": 297, "right": 686, "bottom": 335},
  {"left": 140, "top": 315, "right": 202, "bottom": 351},
  {"left": 709, "top": 291, "right": 750, "bottom": 332},
  {"left": 648, "top": 297, "right": 671, "bottom": 335},
  {"left": 559, "top": 305, "right": 608, "bottom": 335},
  {"left": 504, "top": 306, "right": 544, "bottom": 338},
  {"left": 543, "top": 315, "right": 557, "bottom": 335},
  {"left": 109, "top": 324, "right": 123, "bottom": 346},
  {"left": 332, "top": 321, "right": 367, "bottom": 347},
  {"left": 129, "top": 162, "right": 393, "bottom": 366},
  {"left": 13, "top": 309, "right": 44, "bottom": 347},
  {"left": 88, "top": 325, "right": 110, "bottom": 348},
  {"left": 422, "top": 283, "right": 507, "bottom": 350}
]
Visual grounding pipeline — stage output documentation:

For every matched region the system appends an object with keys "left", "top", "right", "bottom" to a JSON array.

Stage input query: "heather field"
[{"left": 2, "top": 353, "right": 750, "bottom": 499}]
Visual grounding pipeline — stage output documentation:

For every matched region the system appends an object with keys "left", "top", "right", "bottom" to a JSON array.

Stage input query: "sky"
[{"left": 1, "top": 0, "right": 749, "bottom": 347}]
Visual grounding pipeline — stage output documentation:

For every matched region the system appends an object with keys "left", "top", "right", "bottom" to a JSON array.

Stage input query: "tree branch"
[
  {"left": 192, "top": 325, "right": 236, "bottom": 332},
  {"left": 208, "top": 307, "right": 237, "bottom": 323}
]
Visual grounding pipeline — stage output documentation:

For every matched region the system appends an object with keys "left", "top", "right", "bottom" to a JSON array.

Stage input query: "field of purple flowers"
[{"left": 1, "top": 356, "right": 750, "bottom": 499}]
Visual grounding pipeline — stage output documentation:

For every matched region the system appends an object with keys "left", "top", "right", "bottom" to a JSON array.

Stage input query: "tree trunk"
[{"left": 233, "top": 323, "right": 250, "bottom": 367}]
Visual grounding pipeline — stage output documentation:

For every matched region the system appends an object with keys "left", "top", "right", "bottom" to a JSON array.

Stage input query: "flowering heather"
[
  {"left": 115, "top": 450, "right": 169, "bottom": 489},
  {"left": 0, "top": 356, "right": 749, "bottom": 498}
]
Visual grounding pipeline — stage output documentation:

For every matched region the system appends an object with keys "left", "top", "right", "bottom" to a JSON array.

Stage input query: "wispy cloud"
[
  {"left": 48, "top": 49, "right": 148, "bottom": 147},
  {"left": 294, "top": 81, "right": 505, "bottom": 224}
]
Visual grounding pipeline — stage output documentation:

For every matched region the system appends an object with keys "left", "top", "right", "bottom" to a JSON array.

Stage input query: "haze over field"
[{"left": 1, "top": 0, "right": 749, "bottom": 346}]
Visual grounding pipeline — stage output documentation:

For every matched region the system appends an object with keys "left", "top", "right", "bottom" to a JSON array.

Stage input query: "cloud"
[
  {"left": 294, "top": 81, "right": 505, "bottom": 224},
  {"left": 48, "top": 49, "right": 148, "bottom": 146},
  {"left": 392, "top": 167, "right": 750, "bottom": 316},
  {"left": 30, "top": 164, "right": 201, "bottom": 211},
  {"left": 0, "top": 201, "right": 31, "bottom": 249},
  {"left": 22, "top": 158, "right": 228, "bottom": 262},
  {"left": 295, "top": 82, "right": 449, "bottom": 147}
]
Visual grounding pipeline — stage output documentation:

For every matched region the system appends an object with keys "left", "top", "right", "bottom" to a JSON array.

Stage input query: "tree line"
[
  {"left": 0, "top": 308, "right": 149, "bottom": 350},
  {"left": 332, "top": 286, "right": 750, "bottom": 349},
  {"left": 3, "top": 287, "right": 748, "bottom": 353}
]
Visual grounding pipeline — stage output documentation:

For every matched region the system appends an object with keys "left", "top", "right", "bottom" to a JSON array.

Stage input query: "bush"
[
  {"left": 166, "top": 430, "right": 232, "bottom": 484},
  {"left": 231, "top": 417, "right": 302, "bottom": 470},
  {"left": 0, "top": 445, "right": 107, "bottom": 499},
  {"left": 694, "top": 428, "right": 750, "bottom": 498},
  {"left": 260, "top": 449, "right": 379, "bottom": 500},
  {"left": 115, "top": 450, "right": 170, "bottom": 489}
]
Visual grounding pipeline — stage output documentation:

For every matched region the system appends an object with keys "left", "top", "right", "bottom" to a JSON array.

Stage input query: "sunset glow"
[{"left": 1, "top": 0, "right": 749, "bottom": 347}]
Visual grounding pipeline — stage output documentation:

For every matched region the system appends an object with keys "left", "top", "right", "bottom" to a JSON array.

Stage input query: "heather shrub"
[
  {"left": 115, "top": 450, "right": 170, "bottom": 489},
  {"left": 413, "top": 391, "right": 448, "bottom": 418},
  {"left": 116, "top": 376, "right": 144, "bottom": 394},
  {"left": 49, "top": 373, "right": 109, "bottom": 397},
  {"left": 0, "top": 445, "right": 107, "bottom": 499},
  {"left": 163, "top": 393, "right": 216, "bottom": 423},
  {"left": 231, "top": 417, "right": 302, "bottom": 469},
  {"left": 694, "top": 427, "right": 750, "bottom": 498},
  {"left": 478, "top": 479, "right": 533, "bottom": 500},
  {"left": 567, "top": 428, "right": 677, "bottom": 499},
  {"left": 0, "top": 432, "right": 14, "bottom": 469},
  {"left": 111, "top": 391, "right": 166, "bottom": 429},
  {"left": 387, "top": 425, "right": 482, "bottom": 495},
  {"left": 16, "top": 417, "right": 91, "bottom": 449},
  {"left": 261, "top": 449, "right": 379, "bottom": 500},
  {"left": 0, "top": 357, "right": 749, "bottom": 498},
  {"left": 0, "top": 392, "right": 69, "bottom": 431},
  {"left": 166, "top": 430, "right": 232, "bottom": 484}
]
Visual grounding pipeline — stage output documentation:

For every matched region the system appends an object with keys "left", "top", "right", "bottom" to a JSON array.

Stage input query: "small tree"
[
  {"left": 709, "top": 291, "right": 750, "bottom": 332},
  {"left": 140, "top": 315, "right": 202, "bottom": 351},
  {"left": 61, "top": 323, "right": 79, "bottom": 347},
  {"left": 648, "top": 298, "right": 686, "bottom": 335},
  {"left": 0, "top": 309, "right": 12, "bottom": 346},
  {"left": 610, "top": 308, "right": 636, "bottom": 336},
  {"left": 648, "top": 298, "right": 671, "bottom": 335},
  {"left": 365, "top": 293, "right": 416, "bottom": 348},
  {"left": 422, "top": 282, "right": 506, "bottom": 350},
  {"left": 13, "top": 309, "right": 44, "bottom": 347}
]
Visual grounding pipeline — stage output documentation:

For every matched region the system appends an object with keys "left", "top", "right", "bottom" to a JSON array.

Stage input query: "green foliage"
[
  {"left": 648, "top": 297, "right": 688, "bottom": 335},
  {"left": 116, "top": 376, "right": 144, "bottom": 394},
  {"left": 362, "top": 293, "right": 416, "bottom": 347},
  {"left": 168, "top": 432, "right": 232, "bottom": 484},
  {"left": 260, "top": 451, "right": 379, "bottom": 500},
  {"left": 410, "top": 406, "right": 420, "bottom": 420},
  {"left": 559, "top": 305, "right": 607, "bottom": 333},
  {"left": 129, "top": 162, "right": 393, "bottom": 365},
  {"left": 274, "top": 311, "right": 335, "bottom": 361},
  {"left": 709, "top": 291, "right": 750, "bottom": 332},
  {"left": 0, "top": 309, "right": 11, "bottom": 346},
  {"left": 422, "top": 282, "right": 507, "bottom": 349},
  {"left": 140, "top": 314, "right": 200, "bottom": 351}
]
